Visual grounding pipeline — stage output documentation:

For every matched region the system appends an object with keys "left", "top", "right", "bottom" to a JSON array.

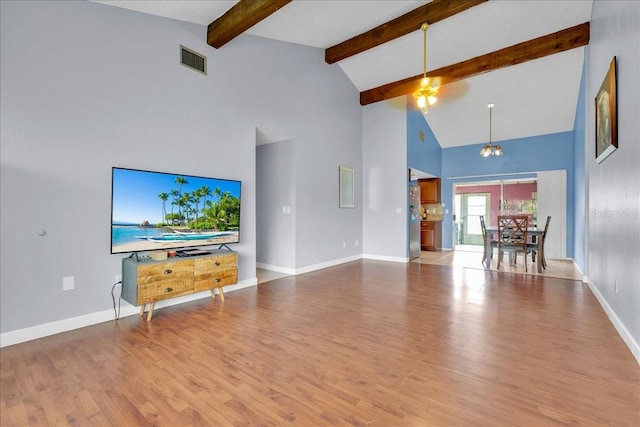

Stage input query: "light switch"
[{"left": 63, "top": 276, "right": 74, "bottom": 291}]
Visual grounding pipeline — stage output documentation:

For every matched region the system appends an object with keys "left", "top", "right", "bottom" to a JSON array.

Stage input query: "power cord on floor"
[{"left": 111, "top": 281, "right": 122, "bottom": 320}]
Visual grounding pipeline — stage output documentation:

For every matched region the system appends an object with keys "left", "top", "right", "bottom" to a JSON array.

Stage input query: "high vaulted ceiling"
[{"left": 93, "top": 0, "right": 593, "bottom": 149}]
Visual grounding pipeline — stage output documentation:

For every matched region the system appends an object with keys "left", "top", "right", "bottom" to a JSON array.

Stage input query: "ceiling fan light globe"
[
  {"left": 416, "top": 95, "right": 427, "bottom": 109},
  {"left": 427, "top": 95, "right": 437, "bottom": 106}
]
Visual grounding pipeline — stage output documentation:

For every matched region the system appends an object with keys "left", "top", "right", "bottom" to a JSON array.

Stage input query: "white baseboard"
[
  {"left": 259, "top": 255, "right": 366, "bottom": 276},
  {"left": 294, "top": 254, "right": 362, "bottom": 275},
  {"left": 256, "top": 262, "right": 296, "bottom": 275},
  {"left": 586, "top": 277, "right": 640, "bottom": 365},
  {"left": 362, "top": 253, "right": 408, "bottom": 263},
  {"left": 569, "top": 259, "right": 588, "bottom": 283},
  {"left": 0, "top": 278, "right": 257, "bottom": 348}
]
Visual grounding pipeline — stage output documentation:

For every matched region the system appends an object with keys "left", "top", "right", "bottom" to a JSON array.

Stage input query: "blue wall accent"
[
  {"left": 407, "top": 98, "right": 442, "bottom": 177},
  {"left": 441, "top": 132, "right": 575, "bottom": 251},
  {"left": 572, "top": 54, "right": 587, "bottom": 273}
]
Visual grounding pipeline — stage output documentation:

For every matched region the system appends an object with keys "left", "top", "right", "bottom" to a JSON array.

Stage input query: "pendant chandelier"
[
  {"left": 480, "top": 103, "right": 503, "bottom": 157},
  {"left": 413, "top": 23, "right": 437, "bottom": 115}
]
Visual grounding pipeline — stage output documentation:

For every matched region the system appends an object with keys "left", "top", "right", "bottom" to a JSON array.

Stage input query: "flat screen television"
[{"left": 111, "top": 167, "right": 241, "bottom": 254}]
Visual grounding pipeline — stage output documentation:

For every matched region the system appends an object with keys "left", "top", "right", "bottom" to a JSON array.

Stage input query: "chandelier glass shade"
[
  {"left": 480, "top": 103, "right": 503, "bottom": 157},
  {"left": 413, "top": 23, "right": 437, "bottom": 115}
]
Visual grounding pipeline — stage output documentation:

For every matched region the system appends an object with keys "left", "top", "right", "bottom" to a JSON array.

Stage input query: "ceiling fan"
[{"left": 203, "top": 0, "right": 590, "bottom": 112}]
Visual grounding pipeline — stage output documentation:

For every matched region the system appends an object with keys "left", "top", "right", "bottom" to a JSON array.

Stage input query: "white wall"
[
  {"left": 586, "top": 1, "right": 640, "bottom": 361},
  {"left": 537, "top": 170, "right": 567, "bottom": 259},
  {"left": 293, "top": 110, "right": 363, "bottom": 269},
  {"left": 0, "top": 1, "right": 362, "bottom": 338},
  {"left": 362, "top": 97, "right": 408, "bottom": 261}
]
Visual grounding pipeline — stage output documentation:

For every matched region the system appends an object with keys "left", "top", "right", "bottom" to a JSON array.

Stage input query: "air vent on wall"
[{"left": 180, "top": 45, "right": 207, "bottom": 75}]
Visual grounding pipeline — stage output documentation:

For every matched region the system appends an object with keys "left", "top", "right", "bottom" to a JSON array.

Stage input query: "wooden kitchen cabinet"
[
  {"left": 419, "top": 178, "right": 441, "bottom": 204},
  {"left": 421, "top": 221, "right": 442, "bottom": 251}
]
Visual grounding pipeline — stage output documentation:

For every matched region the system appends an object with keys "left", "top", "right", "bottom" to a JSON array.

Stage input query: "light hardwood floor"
[
  {"left": 257, "top": 268, "right": 290, "bottom": 284},
  {"left": 2, "top": 260, "right": 638, "bottom": 426}
]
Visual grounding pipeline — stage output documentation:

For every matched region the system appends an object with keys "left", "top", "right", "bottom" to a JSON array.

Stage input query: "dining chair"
[
  {"left": 528, "top": 216, "right": 551, "bottom": 270},
  {"left": 497, "top": 215, "right": 529, "bottom": 272},
  {"left": 479, "top": 215, "right": 498, "bottom": 266}
]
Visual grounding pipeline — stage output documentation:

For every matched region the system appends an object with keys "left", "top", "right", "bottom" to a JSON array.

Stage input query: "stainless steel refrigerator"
[{"left": 409, "top": 183, "right": 421, "bottom": 260}]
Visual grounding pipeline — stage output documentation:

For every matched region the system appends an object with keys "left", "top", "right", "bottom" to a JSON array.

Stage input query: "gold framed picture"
[{"left": 595, "top": 57, "right": 617, "bottom": 164}]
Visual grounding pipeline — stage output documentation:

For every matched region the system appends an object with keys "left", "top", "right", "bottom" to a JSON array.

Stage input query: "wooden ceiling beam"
[
  {"left": 207, "top": 0, "right": 292, "bottom": 49},
  {"left": 360, "top": 22, "right": 590, "bottom": 105},
  {"left": 325, "top": 0, "right": 487, "bottom": 64}
]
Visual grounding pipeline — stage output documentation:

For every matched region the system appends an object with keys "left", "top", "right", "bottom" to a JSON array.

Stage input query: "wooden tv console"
[{"left": 121, "top": 250, "right": 237, "bottom": 321}]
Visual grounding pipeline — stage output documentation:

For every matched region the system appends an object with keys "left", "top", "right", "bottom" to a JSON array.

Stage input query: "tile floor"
[{"left": 413, "top": 246, "right": 584, "bottom": 281}]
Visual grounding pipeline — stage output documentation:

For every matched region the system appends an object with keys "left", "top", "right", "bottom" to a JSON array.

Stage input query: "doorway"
[
  {"left": 255, "top": 128, "right": 295, "bottom": 283},
  {"left": 453, "top": 178, "right": 538, "bottom": 252},
  {"left": 460, "top": 193, "right": 490, "bottom": 245}
]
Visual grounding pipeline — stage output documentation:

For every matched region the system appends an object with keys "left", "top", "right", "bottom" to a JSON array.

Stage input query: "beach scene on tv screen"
[{"left": 111, "top": 168, "right": 240, "bottom": 253}]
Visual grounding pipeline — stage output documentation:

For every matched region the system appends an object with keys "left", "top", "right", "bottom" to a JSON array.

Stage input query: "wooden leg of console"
[
  {"left": 139, "top": 304, "right": 146, "bottom": 317},
  {"left": 217, "top": 287, "right": 225, "bottom": 302},
  {"left": 146, "top": 302, "right": 156, "bottom": 321}
]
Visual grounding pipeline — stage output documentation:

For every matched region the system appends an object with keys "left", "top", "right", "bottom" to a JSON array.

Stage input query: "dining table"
[{"left": 484, "top": 227, "right": 545, "bottom": 272}]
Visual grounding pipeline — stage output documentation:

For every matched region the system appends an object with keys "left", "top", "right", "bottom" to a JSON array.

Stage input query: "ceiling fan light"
[
  {"left": 480, "top": 103, "right": 504, "bottom": 157},
  {"left": 413, "top": 23, "right": 437, "bottom": 115},
  {"left": 416, "top": 94, "right": 427, "bottom": 109},
  {"left": 414, "top": 86, "right": 437, "bottom": 114}
]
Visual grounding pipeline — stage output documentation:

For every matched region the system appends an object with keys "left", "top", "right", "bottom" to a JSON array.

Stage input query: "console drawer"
[
  {"left": 193, "top": 254, "right": 238, "bottom": 292},
  {"left": 137, "top": 260, "right": 194, "bottom": 285},
  {"left": 194, "top": 269, "right": 238, "bottom": 292},
  {"left": 138, "top": 278, "right": 193, "bottom": 304},
  {"left": 194, "top": 254, "right": 236, "bottom": 273}
]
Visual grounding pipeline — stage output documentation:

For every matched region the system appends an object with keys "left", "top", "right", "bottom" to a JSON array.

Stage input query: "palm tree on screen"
[
  {"left": 213, "top": 187, "right": 223, "bottom": 204},
  {"left": 170, "top": 189, "right": 180, "bottom": 216},
  {"left": 158, "top": 192, "right": 169, "bottom": 225},
  {"left": 199, "top": 185, "right": 212, "bottom": 215},
  {"left": 192, "top": 188, "right": 202, "bottom": 221},
  {"left": 175, "top": 177, "right": 188, "bottom": 217}
]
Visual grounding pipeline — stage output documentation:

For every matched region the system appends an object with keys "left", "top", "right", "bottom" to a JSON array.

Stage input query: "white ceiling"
[{"left": 93, "top": 0, "right": 593, "bottom": 148}]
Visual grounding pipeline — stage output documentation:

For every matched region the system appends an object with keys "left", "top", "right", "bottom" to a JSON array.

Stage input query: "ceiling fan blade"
[{"left": 433, "top": 79, "right": 470, "bottom": 105}]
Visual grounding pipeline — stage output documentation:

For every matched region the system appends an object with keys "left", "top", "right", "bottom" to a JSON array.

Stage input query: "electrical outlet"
[
  {"left": 614, "top": 280, "right": 618, "bottom": 293},
  {"left": 355, "top": 240, "right": 359, "bottom": 247},
  {"left": 63, "top": 276, "right": 74, "bottom": 291},
  {"left": 343, "top": 241, "right": 346, "bottom": 248}
]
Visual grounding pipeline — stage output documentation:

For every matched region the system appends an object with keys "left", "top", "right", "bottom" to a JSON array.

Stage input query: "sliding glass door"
[{"left": 461, "top": 193, "right": 490, "bottom": 245}]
